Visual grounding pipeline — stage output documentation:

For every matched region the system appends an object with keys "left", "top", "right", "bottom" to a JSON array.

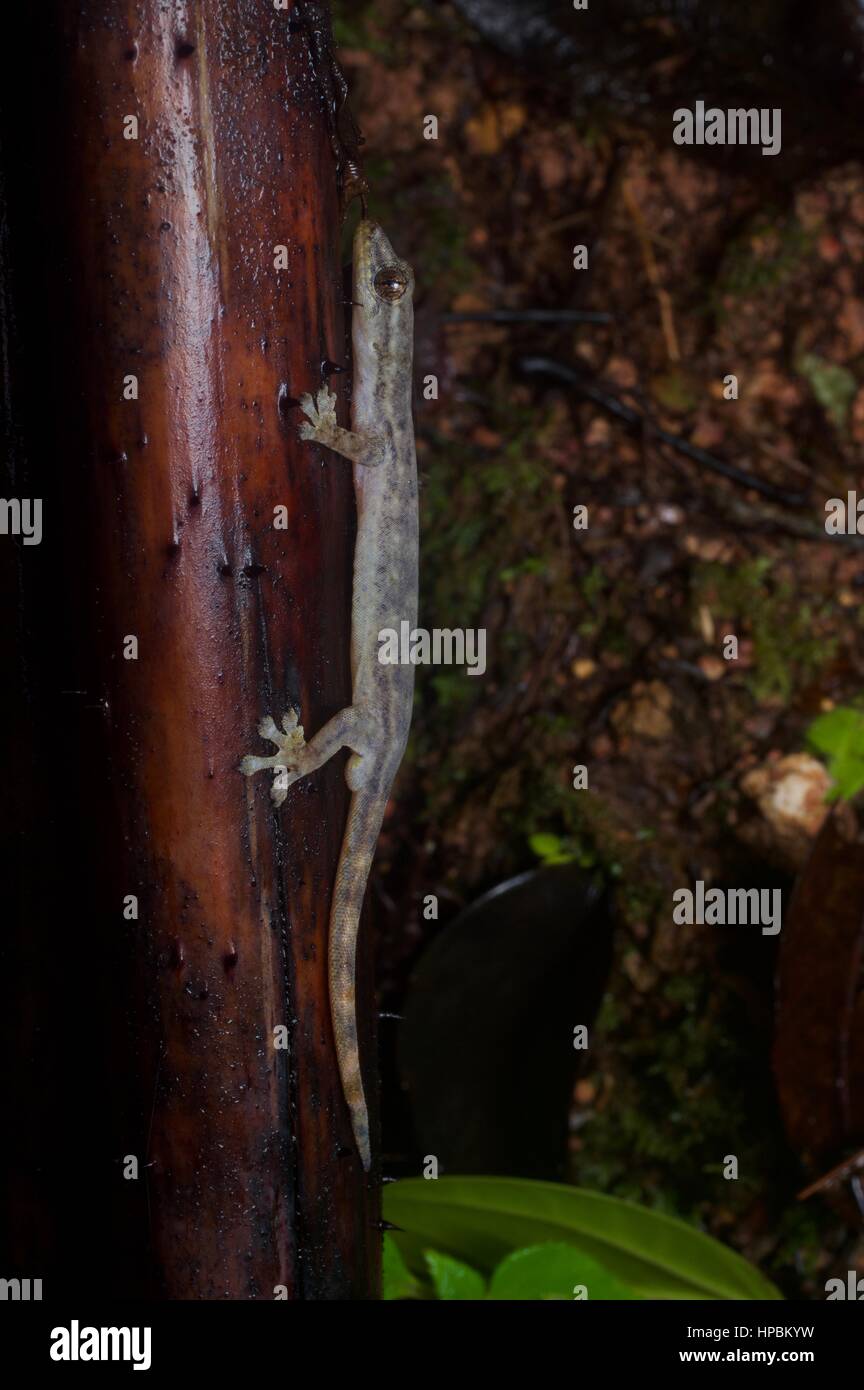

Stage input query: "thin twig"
[
  {"left": 621, "top": 180, "right": 681, "bottom": 363},
  {"left": 798, "top": 1146, "right": 864, "bottom": 1201},
  {"left": 518, "top": 354, "right": 807, "bottom": 508}
]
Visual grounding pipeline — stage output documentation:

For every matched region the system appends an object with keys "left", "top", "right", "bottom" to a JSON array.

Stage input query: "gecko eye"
[{"left": 373, "top": 265, "right": 409, "bottom": 303}]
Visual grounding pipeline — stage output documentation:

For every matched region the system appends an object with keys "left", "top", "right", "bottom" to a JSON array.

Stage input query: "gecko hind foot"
[
  {"left": 240, "top": 709, "right": 307, "bottom": 806},
  {"left": 298, "top": 386, "right": 338, "bottom": 442}
]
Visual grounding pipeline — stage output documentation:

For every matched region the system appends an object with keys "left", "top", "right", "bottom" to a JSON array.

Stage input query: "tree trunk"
[{"left": 0, "top": 0, "right": 378, "bottom": 1300}]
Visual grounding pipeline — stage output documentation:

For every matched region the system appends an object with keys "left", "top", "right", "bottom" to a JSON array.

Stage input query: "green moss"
[
  {"left": 768, "top": 1204, "right": 836, "bottom": 1288},
  {"left": 580, "top": 565, "right": 606, "bottom": 605},
  {"left": 331, "top": 1, "right": 395, "bottom": 57},
  {"left": 796, "top": 353, "right": 858, "bottom": 432},
  {"left": 692, "top": 556, "right": 835, "bottom": 702},
  {"left": 652, "top": 368, "right": 701, "bottom": 414},
  {"left": 576, "top": 974, "right": 779, "bottom": 1214},
  {"left": 715, "top": 212, "right": 813, "bottom": 312},
  {"left": 418, "top": 405, "right": 563, "bottom": 654}
]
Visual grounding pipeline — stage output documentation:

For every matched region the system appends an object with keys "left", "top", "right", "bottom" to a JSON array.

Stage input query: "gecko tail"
[{"left": 329, "top": 788, "right": 387, "bottom": 1172}]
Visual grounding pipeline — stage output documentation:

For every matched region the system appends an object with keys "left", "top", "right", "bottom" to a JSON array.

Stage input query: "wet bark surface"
[{"left": 0, "top": 0, "right": 378, "bottom": 1300}]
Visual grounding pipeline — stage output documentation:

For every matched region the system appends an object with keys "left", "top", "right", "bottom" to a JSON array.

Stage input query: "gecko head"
[{"left": 353, "top": 220, "right": 414, "bottom": 351}]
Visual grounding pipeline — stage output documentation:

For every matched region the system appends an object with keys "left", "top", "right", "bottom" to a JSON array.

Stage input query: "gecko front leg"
[{"left": 298, "top": 386, "right": 383, "bottom": 466}]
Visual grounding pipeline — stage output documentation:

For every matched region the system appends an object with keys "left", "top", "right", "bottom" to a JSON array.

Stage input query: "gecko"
[{"left": 240, "top": 220, "right": 417, "bottom": 1172}]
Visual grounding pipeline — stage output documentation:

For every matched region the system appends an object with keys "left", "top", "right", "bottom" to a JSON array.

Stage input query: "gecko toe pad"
[
  {"left": 297, "top": 386, "right": 338, "bottom": 443},
  {"left": 240, "top": 710, "right": 307, "bottom": 805}
]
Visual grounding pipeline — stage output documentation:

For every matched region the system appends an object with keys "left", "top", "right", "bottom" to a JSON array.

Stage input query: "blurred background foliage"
[{"left": 331, "top": 0, "right": 864, "bottom": 1297}]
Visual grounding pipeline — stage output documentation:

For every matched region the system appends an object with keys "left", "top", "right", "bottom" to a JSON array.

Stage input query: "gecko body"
[{"left": 241, "top": 220, "right": 417, "bottom": 1170}]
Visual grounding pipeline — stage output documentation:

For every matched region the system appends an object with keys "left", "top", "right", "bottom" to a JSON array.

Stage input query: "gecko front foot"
[
  {"left": 239, "top": 710, "right": 307, "bottom": 806},
  {"left": 298, "top": 386, "right": 338, "bottom": 444}
]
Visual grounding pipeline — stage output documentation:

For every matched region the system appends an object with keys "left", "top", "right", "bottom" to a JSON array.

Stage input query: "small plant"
[
  {"left": 382, "top": 1177, "right": 781, "bottom": 1301},
  {"left": 806, "top": 705, "right": 864, "bottom": 802}
]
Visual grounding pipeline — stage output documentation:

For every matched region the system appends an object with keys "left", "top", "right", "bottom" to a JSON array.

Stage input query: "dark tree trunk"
[{"left": 0, "top": 0, "right": 378, "bottom": 1300}]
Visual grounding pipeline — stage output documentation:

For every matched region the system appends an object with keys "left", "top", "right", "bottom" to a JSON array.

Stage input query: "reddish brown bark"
[{"left": 1, "top": 0, "right": 378, "bottom": 1300}]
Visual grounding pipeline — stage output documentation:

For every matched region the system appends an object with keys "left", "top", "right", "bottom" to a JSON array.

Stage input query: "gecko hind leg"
[
  {"left": 240, "top": 706, "right": 376, "bottom": 806},
  {"left": 239, "top": 710, "right": 306, "bottom": 806},
  {"left": 298, "top": 386, "right": 383, "bottom": 466}
]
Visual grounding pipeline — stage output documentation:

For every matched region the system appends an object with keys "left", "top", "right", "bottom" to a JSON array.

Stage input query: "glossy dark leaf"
[{"left": 399, "top": 865, "right": 611, "bottom": 1176}]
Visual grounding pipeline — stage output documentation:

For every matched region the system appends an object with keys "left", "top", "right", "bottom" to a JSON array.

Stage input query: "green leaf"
[
  {"left": 488, "top": 1243, "right": 638, "bottom": 1301},
  {"left": 529, "top": 832, "right": 562, "bottom": 858},
  {"left": 528, "top": 833, "right": 574, "bottom": 865},
  {"left": 807, "top": 706, "right": 864, "bottom": 801},
  {"left": 423, "top": 1248, "right": 487, "bottom": 1300},
  {"left": 382, "top": 1234, "right": 425, "bottom": 1301},
  {"left": 383, "top": 1177, "right": 781, "bottom": 1301}
]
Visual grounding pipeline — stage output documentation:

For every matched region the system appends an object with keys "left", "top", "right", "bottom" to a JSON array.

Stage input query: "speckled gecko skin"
[{"left": 240, "top": 221, "right": 417, "bottom": 1171}]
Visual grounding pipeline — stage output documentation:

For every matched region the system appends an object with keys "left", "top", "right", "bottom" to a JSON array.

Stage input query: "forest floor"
[{"left": 333, "top": 0, "right": 864, "bottom": 1296}]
